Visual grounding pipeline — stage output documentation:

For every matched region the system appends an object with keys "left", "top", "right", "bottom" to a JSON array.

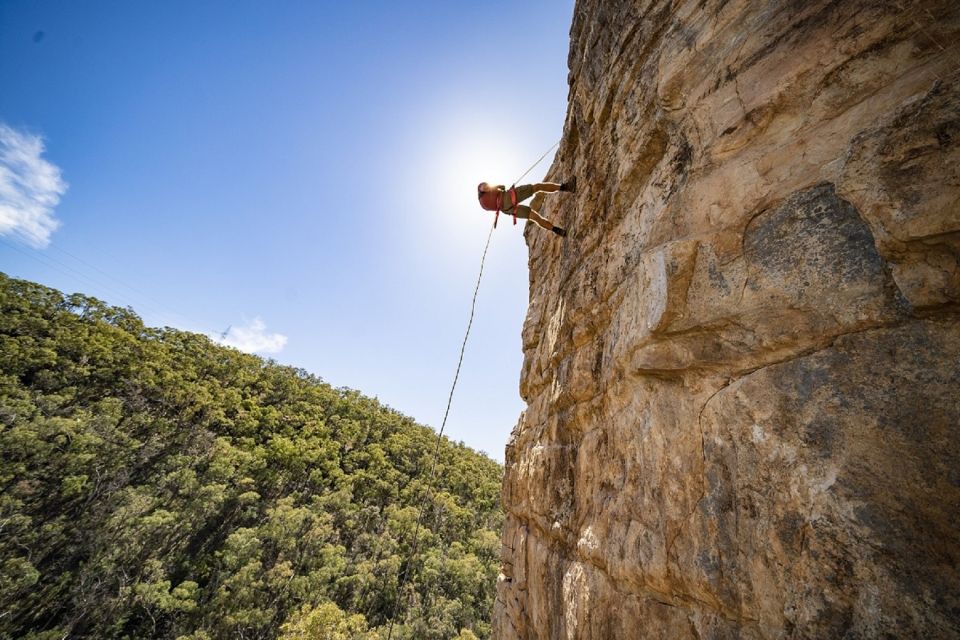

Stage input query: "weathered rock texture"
[{"left": 494, "top": 1, "right": 960, "bottom": 638}]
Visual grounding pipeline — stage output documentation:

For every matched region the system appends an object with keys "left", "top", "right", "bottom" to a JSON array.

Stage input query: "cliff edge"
[{"left": 495, "top": 1, "right": 960, "bottom": 637}]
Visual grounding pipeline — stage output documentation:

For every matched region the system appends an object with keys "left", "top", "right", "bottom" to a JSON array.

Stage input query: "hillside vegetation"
[{"left": 0, "top": 273, "right": 503, "bottom": 639}]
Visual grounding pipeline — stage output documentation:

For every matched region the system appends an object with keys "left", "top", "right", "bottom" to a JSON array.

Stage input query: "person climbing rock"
[{"left": 477, "top": 178, "right": 576, "bottom": 237}]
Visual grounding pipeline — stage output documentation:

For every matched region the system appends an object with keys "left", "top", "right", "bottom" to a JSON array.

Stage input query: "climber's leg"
[
  {"left": 527, "top": 209, "right": 551, "bottom": 230},
  {"left": 508, "top": 180, "right": 575, "bottom": 208},
  {"left": 528, "top": 208, "right": 564, "bottom": 233},
  {"left": 527, "top": 179, "right": 576, "bottom": 194},
  {"left": 512, "top": 204, "right": 532, "bottom": 220},
  {"left": 514, "top": 205, "right": 566, "bottom": 237},
  {"left": 529, "top": 182, "right": 561, "bottom": 195},
  {"left": 510, "top": 184, "right": 535, "bottom": 206}
]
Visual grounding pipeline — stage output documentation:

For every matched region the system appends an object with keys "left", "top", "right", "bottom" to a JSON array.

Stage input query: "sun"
[
  {"left": 430, "top": 123, "right": 526, "bottom": 209},
  {"left": 393, "top": 107, "right": 534, "bottom": 262}
]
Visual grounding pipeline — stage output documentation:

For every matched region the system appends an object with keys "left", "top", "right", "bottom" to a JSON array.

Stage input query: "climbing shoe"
[
  {"left": 552, "top": 226, "right": 567, "bottom": 237},
  {"left": 560, "top": 177, "right": 577, "bottom": 193}
]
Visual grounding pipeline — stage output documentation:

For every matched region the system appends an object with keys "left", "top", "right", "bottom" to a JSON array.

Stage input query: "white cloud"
[
  {"left": 214, "top": 318, "right": 288, "bottom": 354},
  {"left": 0, "top": 123, "right": 67, "bottom": 248}
]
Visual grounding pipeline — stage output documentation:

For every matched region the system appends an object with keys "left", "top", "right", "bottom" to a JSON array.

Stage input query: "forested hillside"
[{"left": 0, "top": 273, "right": 503, "bottom": 640}]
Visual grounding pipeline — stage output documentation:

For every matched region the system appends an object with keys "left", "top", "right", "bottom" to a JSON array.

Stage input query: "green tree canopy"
[{"left": 0, "top": 273, "right": 503, "bottom": 639}]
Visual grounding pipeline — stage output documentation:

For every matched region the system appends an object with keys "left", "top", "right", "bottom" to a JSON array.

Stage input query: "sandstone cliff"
[{"left": 494, "top": 1, "right": 960, "bottom": 637}]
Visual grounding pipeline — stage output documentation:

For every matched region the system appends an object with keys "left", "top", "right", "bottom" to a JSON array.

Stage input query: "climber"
[{"left": 477, "top": 178, "right": 576, "bottom": 237}]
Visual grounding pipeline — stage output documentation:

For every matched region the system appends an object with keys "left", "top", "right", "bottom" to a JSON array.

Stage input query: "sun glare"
[
  {"left": 395, "top": 106, "right": 541, "bottom": 270},
  {"left": 432, "top": 130, "right": 522, "bottom": 207}
]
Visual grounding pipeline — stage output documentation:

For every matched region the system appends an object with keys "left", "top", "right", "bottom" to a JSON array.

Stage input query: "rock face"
[{"left": 494, "top": 1, "right": 960, "bottom": 638}]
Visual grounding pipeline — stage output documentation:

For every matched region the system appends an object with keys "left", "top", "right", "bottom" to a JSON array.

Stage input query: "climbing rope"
[
  {"left": 514, "top": 140, "right": 560, "bottom": 186},
  {"left": 385, "top": 221, "right": 495, "bottom": 639},
  {"left": 385, "top": 138, "right": 560, "bottom": 637}
]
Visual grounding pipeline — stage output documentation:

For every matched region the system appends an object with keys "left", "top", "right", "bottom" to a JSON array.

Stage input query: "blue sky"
[{"left": 0, "top": 1, "right": 573, "bottom": 461}]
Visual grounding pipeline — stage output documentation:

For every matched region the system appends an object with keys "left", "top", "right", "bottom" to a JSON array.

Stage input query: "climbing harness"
[
  {"left": 477, "top": 184, "right": 520, "bottom": 228},
  {"left": 476, "top": 139, "right": 561, "bottom": 229},
  {"left": 385, "top": 138, "right": 559, "bottom": 638},
  {"left": 506, "top": 186, "right": 518, "bottom": 227}
]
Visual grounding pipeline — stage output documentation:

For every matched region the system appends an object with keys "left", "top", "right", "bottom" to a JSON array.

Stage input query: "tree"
[{"left": 0, "top": 273, "right": 504, "bottom": 639}]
